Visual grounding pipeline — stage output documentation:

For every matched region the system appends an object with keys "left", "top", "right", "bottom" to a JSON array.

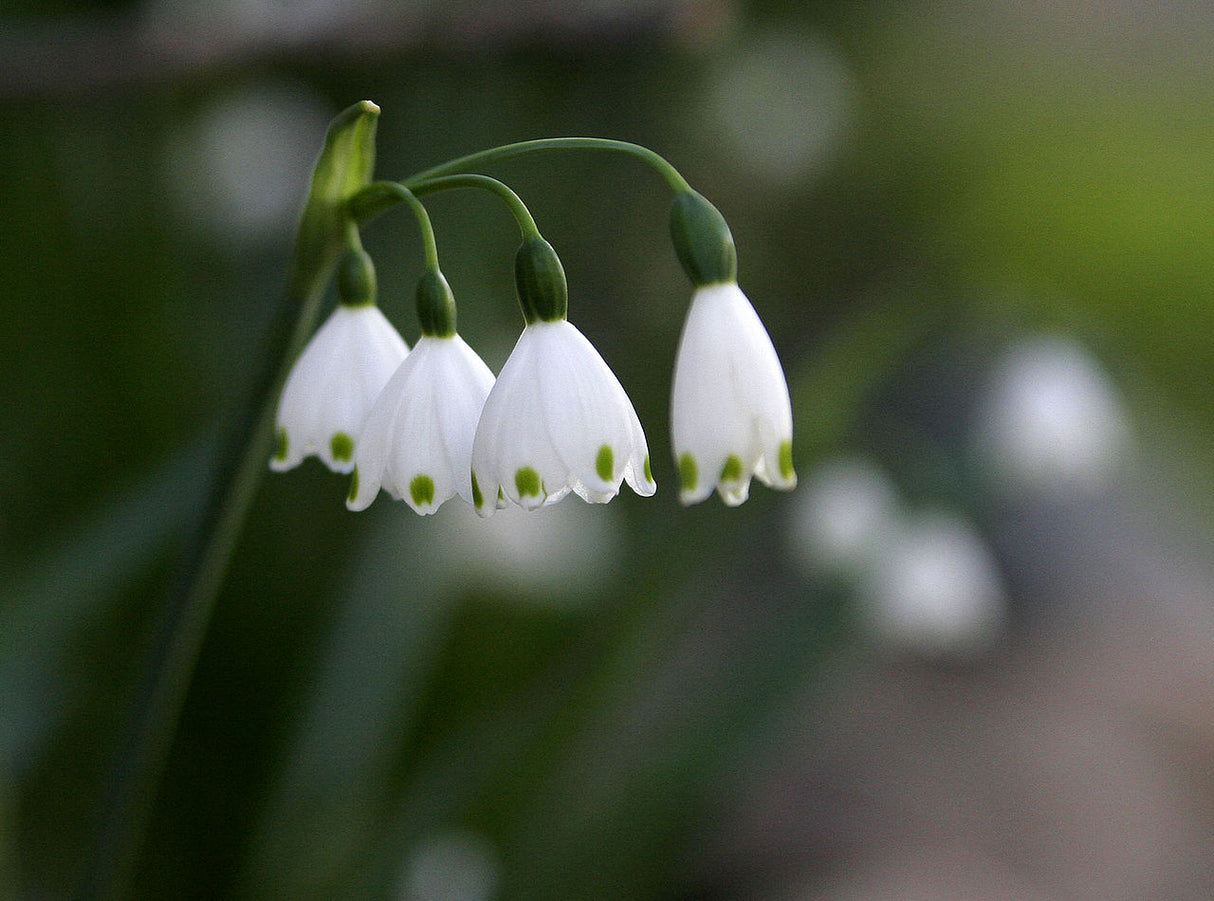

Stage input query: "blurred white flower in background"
[
  {"left": 788, "top": 457, "right": 901, "bottom": 579},
  {"left": 858, "top": 509, "right": 1007, "bottom": 660},
  {"left": 165, "top": 82, "right": 332, "bottom": 244},
  {"left": 398, "top": 830, "right": 498, "bottom": 901},
  {"left": 789, "top": 457, "right": 1006, "bottom": 659},
  {"left": 972, "top": 335, "right": 1132, "bottom": 494},
  {"left": 702, "top": 31, "right": 858, "bottom": 187}
]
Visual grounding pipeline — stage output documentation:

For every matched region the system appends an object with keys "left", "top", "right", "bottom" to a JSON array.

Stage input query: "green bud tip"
[
  {"left": 515, "top": 466, "right": 543, "bottom": 499},
  {"left": 596, "top": 445, "right": 614, "bottom": 482},
  {"left": 330, "top": 432, "right": 354, "bottom": 463},
  {"left": 290, "top": 100, "right": 380, "bottom": 301},
  {"left": 720, "top": 454, "right": 743, "bottom": 483},
  {"left": 410, "top": 475, "right": 436, "bottom": 507},
  {"left": 778, "top": 440, "right": 796, "bottom": 483},
  {"left": 678, "top": 452, "right": 698, "bottom": 493},
  {"left": 670, "top": 190, "right": 737, "bottom": 287}
]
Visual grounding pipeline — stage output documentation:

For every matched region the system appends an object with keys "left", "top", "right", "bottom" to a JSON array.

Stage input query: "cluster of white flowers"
[
  {"left": 272, "top": 276, "right": 793, "bottom": 517},
  {"left": 272, "top": 177, "right": 796, "bottom": 517}
]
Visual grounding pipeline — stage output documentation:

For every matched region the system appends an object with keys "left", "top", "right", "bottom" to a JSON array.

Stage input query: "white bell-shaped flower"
[
  {"left": 270, "top": 303, "right": 408, "bottom": 473},
  {"left": 470, "top": 319, "right": 656, "bottom": 517},
  {"left": 670, "top": 281, "right": 795, "bottom": 505},
  {"left": 347, "top": 335, "right": 495, "bottom": 514}
]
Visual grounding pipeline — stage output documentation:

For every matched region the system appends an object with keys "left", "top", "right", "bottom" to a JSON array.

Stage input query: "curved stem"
[
  {"left": 402, "top": 137, "right": 692, "bottom": 194},
  {"left": 349, "top": 182, "right": 440, "bottom": 271},
  {"left": 410, "top": 174, "right": 542, "bottom": 241}
]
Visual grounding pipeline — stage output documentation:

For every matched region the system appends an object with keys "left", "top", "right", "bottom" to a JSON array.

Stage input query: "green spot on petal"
[
  {"left": 678, "top": 453, "right": 698, "bottom": 493},
  {"left": 273, "top": 427, "right": 288, "bottom": 462},
  {"left": 330, "top": 432, "right": 354, "bottom": 463},
  {"left": 596, "top": 445, "right": 614, "bottom": 482},
  {"left": 471, "top": 471, "right": 484, "bottom": 509},
  {"left": 778, "top": 440, "right": 795, "bottom": 481},
  {"left": 410, "top": 474, "right": 435, "bottom": 508},
  {"left": 644, "top": 454, "right": 652, "bottom": 483},
  {"left": 515, "top": 466, "right": 542, "bottom": 498},
  {"left": 721, "top": 454, "right": 743, "bottom": 482},
  {"left": 347, "top": 466, "right": 359, "bottom": 503}
]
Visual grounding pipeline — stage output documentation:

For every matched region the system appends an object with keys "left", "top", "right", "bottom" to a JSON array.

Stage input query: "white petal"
[
  {"left": 531, "top": 322, "right": 643, "bottom": 501},
  {"left": 349, "top": 335, "right": 494, "bottom": 515},
  {"left": 345, "top": 349, "right": 413, "bottom": 512},
  {"left": 272, "top": 304, "right": 408, "bottom": 474},
  {"left": 670, "top": 282, "right": 794, "bottom": 505},
  {"left": 472, "top": 328, "right": 566, "bottom": 515},
  {"left": 622, "top": 411, "right": 657, "bottom": 498}
]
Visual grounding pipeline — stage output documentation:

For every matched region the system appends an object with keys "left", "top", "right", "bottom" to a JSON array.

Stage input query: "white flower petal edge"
[
  {"left": 470, "top": 320, "right": 656, "bottom": 517},
  {"left": 347, "top": 335, "right": 495, "bottom": 515},
  {"left": 670, "top": 282, "right": 795, "bottom": 506},
  {"left": 271, "top": 304, "right": 408, "bottom": 474}
]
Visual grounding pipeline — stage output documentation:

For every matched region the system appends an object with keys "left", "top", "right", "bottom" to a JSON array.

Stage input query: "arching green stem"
[
  {"left": 401, "top": 137, "right": 692, "bottom": 194},
  {"left": 347, "top": 181, "right": 439, "bottom": 271},
  {"left": 350, "top": 174, "right": 542, "bottom": 243},
  {"left": 395, "top": 175, "right": 564, "bottom": 324},
  {"left": 411, "top": 174, "right": 542, "bottom": 241}
]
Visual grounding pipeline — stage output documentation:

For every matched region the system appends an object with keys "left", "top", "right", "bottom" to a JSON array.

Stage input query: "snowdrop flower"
[
  {"left": 347, "top": 328, "right": 494, "bottom": 514},
  {"left": 471, "top": 321, "right": 655, "bottom": 515},
  {"left": 271, "top": 249, "right": 408, "bottom": 474},
  {"left": 670, "top": 281, "right": 796, "bottom": 505},
  {"left": 470, "top": 239, "right": 655, "bottom": 516},
  {"left": 668, "top": 191, "right": 795, "bottom": 505}
]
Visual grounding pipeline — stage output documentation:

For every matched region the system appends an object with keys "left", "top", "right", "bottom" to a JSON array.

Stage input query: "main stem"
[
  {"left": 76, "top": 259, "right": 332, "bottom": 900},
  {"left": 401, "top": 137, "right": 692, "bottom": 194}
]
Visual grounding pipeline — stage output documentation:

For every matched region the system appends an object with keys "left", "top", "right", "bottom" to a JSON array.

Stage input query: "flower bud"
[
  {"left": 337, "top": 247, "right": 377, "bottom": 307},
  {"left": 669, "top": 190, "right": 737, "bottom": 287},
  {"left": 514, "top": 238, "right": 568, "bottom": 323},
  {"left": 416, "top": 269, "right": 457, "bottom": 337}
]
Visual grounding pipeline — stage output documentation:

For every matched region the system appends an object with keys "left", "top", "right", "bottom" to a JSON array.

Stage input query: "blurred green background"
[{"left": 6, "top": 1, "right": 1214, "bottom": 898}]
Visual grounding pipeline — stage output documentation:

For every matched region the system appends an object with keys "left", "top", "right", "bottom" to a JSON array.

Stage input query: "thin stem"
[
  {"left": 401, "top": 137, "right": 692, "bottom": 194},
  {"left": 349, "top": 182, "right": 440, "bottom": 271},
  {"left": 76, "top": 273, "right": 332, "bottom": 901},
  {"left": 410, "top": 174, "right": 542, "bottom": 241}
]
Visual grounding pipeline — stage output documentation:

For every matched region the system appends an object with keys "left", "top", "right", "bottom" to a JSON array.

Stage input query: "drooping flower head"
[
  {"left": 348, "top": 270, "right": 495, "bottom": 514},
  {"left": 470, "top": 238, "right": 655, "bottom": 517},
  {"left": 668, "top": 191, "right": 795, "bottom": 505},
  {"left": 271, "top": 248, "right": 408, "bottom": 473}
]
